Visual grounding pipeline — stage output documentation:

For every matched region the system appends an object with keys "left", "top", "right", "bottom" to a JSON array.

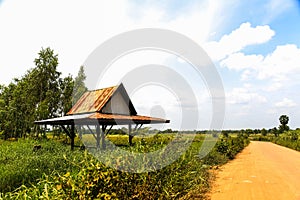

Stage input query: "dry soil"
[{"left": 210, "top": 141, "right": 300, "bottom": 200}]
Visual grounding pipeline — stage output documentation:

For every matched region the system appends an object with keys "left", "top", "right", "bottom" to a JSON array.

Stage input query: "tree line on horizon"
[{"left": 0, "top": 47, "right": 87, "bottom": 139}]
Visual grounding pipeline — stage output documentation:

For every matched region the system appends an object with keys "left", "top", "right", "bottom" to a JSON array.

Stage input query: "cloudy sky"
[{"left": 0, "top": 0, "right": 299, "bottom": 130}]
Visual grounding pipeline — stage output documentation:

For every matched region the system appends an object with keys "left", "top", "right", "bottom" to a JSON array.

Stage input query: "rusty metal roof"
[
  {"left": 67, "top": 83, "right": 137, "bottom": 116},
  {"left": 35, "top": 83, "right": 169, "bottom": 126},
  {"left": 35, "top": 113, "right": 169, "bottom": 125},
  {"left": 67, "top": 85, "right": 117, "bottom": 115}
]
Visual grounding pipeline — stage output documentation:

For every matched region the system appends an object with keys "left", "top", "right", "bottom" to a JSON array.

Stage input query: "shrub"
[{"left": 0, "top": 134, "right": 250, "bottom": 199}]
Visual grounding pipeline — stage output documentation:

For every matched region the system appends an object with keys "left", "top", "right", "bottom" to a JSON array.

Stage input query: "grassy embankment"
[{"left": 251, "top": 129, "right": 300, "bottom": 151}]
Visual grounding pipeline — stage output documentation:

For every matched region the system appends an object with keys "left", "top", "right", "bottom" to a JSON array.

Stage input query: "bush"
[
  {"left": 270, "top": 130, "right": 300, "bottom": 151},
  {"left": 214, "top": 134, "right": 249, "bottom": 160},
  {"left": 0, "top": 134, "right": 250, "bottom": 199},
  {"left": 1, "top": 142, "right": 209, "bottom": 199}
]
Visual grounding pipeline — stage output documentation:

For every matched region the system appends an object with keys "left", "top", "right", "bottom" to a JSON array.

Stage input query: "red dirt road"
[{"left": 210, "top": 141, "right": 300, "bottom": 200}]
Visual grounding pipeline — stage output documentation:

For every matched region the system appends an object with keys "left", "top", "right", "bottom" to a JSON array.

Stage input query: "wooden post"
[
  {"left": 101, "top": 125, "right": 106, "bottom": 150},
  {"left": 96, "top": 125, "right": 100, "bottom": 149},
  {"left": 78, "top": 125, "right": 82, "bottom": 140},
  {"left": 70, "top": 124, "right": 75, "bottom": 150},
  {"left": 128, "top": 124, "right": 133, "bottom": 146}
]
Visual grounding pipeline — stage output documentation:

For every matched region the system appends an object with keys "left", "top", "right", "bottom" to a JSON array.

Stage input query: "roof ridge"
[{"left": 88, "top": 84, "right": 118, "bottom": 92}]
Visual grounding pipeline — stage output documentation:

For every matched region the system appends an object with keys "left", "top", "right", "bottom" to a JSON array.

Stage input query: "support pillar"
[
  {"left": 128, "top": 124, "right": 133, "bottom": 146},
  {"left": 101, "top": 125, "right": 106, "bottom": 150},
  {"left": 78, "top": 125, "right": 82, "bottom": 140},
  {"left": 70, "top": 124, "right": 75, "bottom": 150},
  {"left": 96, "top": 125, "right": 100, "bottom": 149}
]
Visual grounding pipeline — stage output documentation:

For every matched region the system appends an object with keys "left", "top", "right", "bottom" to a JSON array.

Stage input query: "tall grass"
[
  {"left": 251, "top": 130, "right": 300, "bottom": 151},
  {"left": 0, "top": 139, "right": 83, "bottom": 193},
  {"left": 272, "top": 130, "right": 300, "bottom": 151},
  {"left": 0, "top": 133, "right": 249, "bottom": 199}
]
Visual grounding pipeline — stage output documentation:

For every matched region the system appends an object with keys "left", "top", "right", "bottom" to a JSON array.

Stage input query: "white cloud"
[
  {"left": 240, "top": 70, "right": 255, "bottom": 81},
  {"left": 0, "top": 0, "right": 134, "bottom": 83},
  {"left": 265, "top": 82, "right": 283, "bottom": 92},
  {"left": 243, "top": 83, "right": 252, "bottom": 88},
  {"left": 275, "top": 98, "right": 297, "bottom": 108},
  {"left": 225, "top": 86, "right": 268, "bottom": 125},
  {"left": 220, "top": 43, "right": 300, "bottom": 90},
  {"left": 0, "top": 0, "right": 234, "bottom": 85},
  {"left": 227, "top": 87, "right": 267, "bottom": 105},
  {"left": 220, "top": 52, "right": 264, "bottom": 71},
  {"left": 204, "top": 22, "right": 275, "bottom": 61},
  {"left": 257, "top": 44, "right": 300, "bottom": 81},
  {"left": 205, "top": 22, "right": 300, "bottom": 92}
]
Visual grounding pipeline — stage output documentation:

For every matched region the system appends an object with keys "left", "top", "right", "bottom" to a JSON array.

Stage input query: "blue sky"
[{"left": 0, "top": 0, "right": 299, "bottom": 130}]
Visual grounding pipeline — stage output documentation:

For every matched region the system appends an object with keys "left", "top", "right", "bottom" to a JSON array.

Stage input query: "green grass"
[
  {"left": 251, "top": 130, "right": 300, "bottom": 151},
  {"left": 0, "top": 133, "right": 249, "bottom": 199},
  {"left": 0, "top": 139, "right": 83, "bottom": 193},
  {"left": 272, "top": 130, "right": 300, "bottom": 151}
]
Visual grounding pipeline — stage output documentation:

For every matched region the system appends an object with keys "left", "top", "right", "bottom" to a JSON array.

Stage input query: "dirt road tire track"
[{"left": 210, "top": 141, "right": 300, "bottom": 200}]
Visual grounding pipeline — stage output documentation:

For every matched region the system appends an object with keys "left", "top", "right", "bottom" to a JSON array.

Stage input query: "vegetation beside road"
[
  {"left": 0, "top": 133, "right": 249, "bottom": 199},
  {"left": 0, "top": 139, "right": 83, "bottom": 193},
  {"left": 252, "top": 129, "right": 300, "bottom": 151}
]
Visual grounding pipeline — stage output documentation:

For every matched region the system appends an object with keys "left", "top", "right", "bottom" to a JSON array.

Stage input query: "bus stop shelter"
[{"left": 35, "top": 83, "right": 170, "bottom": 149}]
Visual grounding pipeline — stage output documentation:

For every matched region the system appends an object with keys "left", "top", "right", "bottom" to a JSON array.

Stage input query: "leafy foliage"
[
  {"left": 0, "top": 134, "right": 250, "bottom": 199},
  {"left": 272, "top": 130, "right": 300, "bottom": 151},
  {"left": 279, "top": 115, "right": 290, "bottom": 133},
  {"left": 0, "top": 47, "right": 86, "bottom": 139},
  {"left": 0, "top": 139, "right": 83, "bottom": 193},
  {"left": 261, "top": 128, "right": 267, "bottom": 136},
  {"left": 215, "top": 134, "right": 249, "bottom": 160},
  {"left": 252, "top": 129, "right": 300, "bottom": 151},
  {"left": 73, "top": 66, "right": 87, "bottom": 104}
]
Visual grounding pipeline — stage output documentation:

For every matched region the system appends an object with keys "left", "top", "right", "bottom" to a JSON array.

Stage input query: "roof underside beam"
[{"left": 35, "top": 119, "right": 169, "bottom": 126}]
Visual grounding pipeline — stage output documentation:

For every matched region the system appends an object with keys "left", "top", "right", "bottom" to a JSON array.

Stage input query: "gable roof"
[
  {"left": 67, "top": 83, "right": 137, "bottom": 115},
  {"left": 35, "top": 83, "right": 170, "bottom": 127}
]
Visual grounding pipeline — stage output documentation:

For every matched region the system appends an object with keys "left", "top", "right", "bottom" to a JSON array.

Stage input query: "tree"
[
  {"left": 1, "top": 47, "right": 72, "bottom": 138},
  {"left": 33, "top": 47, "right": 61, "bottom": 119},
  {"left": 26, "top": 47, "right": 62, "bottom": 137},
  {"left": 279, "top": 115, "right": 290, "bottom": 133},
  {"left": 0, "top": 83, "right": 17, "bottom": 139},
  {"left": 291, "top": 131, "right": 298, "bottom": 141},
  {"left": 0, "top": 85, "right": 7, "bottom": 139},
  {"left": 59, "top": 75, "right": 74, "bottom": 116},
  {"left": 272, "top": 127, "right": 279, "bottom": 137},
  {"left": 261, "top": 128, "right": 267, "bottom": 136},
  {"left": 222, "top": 130, "right": 229, "bottom": 138},
  {"left": 0, "top": 47, "right": 80, "bottom": 139},
  {"left": 245, "top": 129, "right": 253, "bottom": 135},
  {"left": 253, "top": 129, "right": 259, "bottom": 135},
  {"left": 73, "top": 66, "right": 87, "bottom": 104}
]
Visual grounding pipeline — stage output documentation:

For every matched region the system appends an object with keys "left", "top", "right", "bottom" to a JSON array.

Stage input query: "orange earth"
[{"left": 209, "top": 141, "right": 300, "bottom": 200}]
